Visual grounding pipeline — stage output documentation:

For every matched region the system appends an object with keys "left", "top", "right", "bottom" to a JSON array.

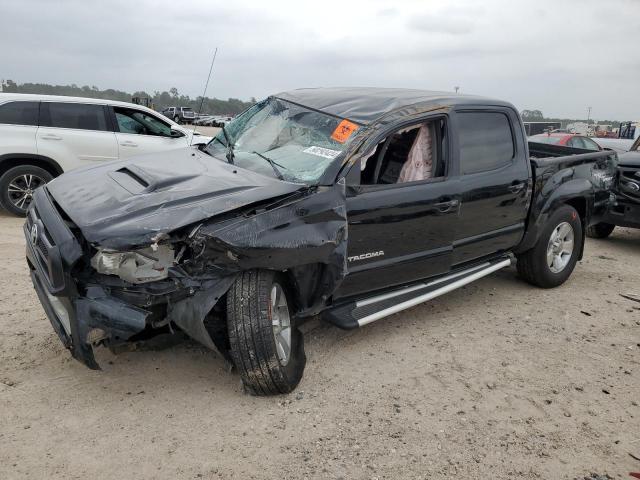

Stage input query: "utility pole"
[
  {"left": 454, "top": 86, "right": 460, "bottom": 94},
  {"left": 587, "top": 106, "right": 592, "bottom": 124}
]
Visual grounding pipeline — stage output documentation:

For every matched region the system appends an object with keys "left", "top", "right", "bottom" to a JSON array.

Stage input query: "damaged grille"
[
  {"left": 27, "top": 207, "right": 55, "bottom": 266},
  {"left": 619, "top": 167, "right": 640, "bottom": 201},
  {"left": 25, "top": 201, "right": 67, "bottom": 293},
  {"left": 36, "top": 236, "right": 49, "bottom": 259}
]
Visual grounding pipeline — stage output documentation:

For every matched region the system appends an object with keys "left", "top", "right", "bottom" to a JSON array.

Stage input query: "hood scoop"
[
  {"left": 46, "top": 147, "right": 306, "bottom": 248},
  {"left": 110, "top": 165, "right": 199, "bottom": 194}
]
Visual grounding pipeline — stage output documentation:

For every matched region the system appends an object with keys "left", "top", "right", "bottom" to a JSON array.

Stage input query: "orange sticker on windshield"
[{"left": 331, "top": 119, "right": 358, "bottom": 143}]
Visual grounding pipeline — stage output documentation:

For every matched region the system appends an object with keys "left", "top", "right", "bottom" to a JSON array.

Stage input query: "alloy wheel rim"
[
  {"left": 7, "top": 174, "right": 45, "bottom": 211},
  {"left": 270, "top": 283, "right": 292, "bottom": 366},
  {"left": 547, "top": 221, "right": 574, "bottom": 273}
]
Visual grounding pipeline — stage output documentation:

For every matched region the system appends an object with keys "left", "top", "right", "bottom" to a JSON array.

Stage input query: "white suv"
[{"left": 0, "top": 93, "right": 210, "bottom": 216}]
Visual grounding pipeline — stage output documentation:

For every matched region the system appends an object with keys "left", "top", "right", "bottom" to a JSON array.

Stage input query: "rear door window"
[
  {"left": 457, "top": 112, "right": 515, "bottom": 174},
  {"left": 42, "top": 102, "right": 109, "bottom": 131},
  {"left": 0, "top": 101, "right": 39, "bottom": 126}
]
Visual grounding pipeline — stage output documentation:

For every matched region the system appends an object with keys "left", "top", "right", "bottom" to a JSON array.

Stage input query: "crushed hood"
[{"left": 46, "top": 148, "right": 304, "bottom": 248}]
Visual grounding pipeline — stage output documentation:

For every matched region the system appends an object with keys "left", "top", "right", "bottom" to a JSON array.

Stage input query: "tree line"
[
  {"left": 1, "top": 80, "right": 255, "bottom": 116},
  {"left": 520, "top": 109, "right": 623, "bottom": 128}
]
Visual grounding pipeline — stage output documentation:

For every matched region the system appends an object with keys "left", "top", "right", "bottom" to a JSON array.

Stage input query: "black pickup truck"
[
  {"left": 586, "top": 135, "right": 640, "bottom": 238},
  {"left": 24, "top": 88, "right": 616, "bottom": 395}
]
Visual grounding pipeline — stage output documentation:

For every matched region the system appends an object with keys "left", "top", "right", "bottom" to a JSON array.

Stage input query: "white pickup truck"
[{"left": 0, "top": 93, "right": 210, "bottom": 215}]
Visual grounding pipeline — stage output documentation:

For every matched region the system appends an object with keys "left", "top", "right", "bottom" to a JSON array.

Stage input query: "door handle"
[
  {"left": 508, "top": 182, "right": 525, "bottom": 193},
  {"left": 40, "top": 134, "right": 62, "bottom": 141},
  {"left": 120, "top": 141, "right": 138, "bottom": 147},
  {"left": 434, "top": 199, "right": 460, "bottom": 213}
]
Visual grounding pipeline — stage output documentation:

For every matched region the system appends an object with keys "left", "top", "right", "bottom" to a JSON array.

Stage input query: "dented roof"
[{"left": 274, "top": 87, "right": 513, "bottom": 125}]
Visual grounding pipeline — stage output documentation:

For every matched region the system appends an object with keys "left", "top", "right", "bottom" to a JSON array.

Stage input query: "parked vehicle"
[
  {"left": 529, "top": 132, "right": 602, "bottom": 151},
  {"left": 0, "top": 93, "right": 209, "bottom": 216},
  {"left": 211, "top": 115, "right": 233, "bottom": 127},
  {"left": 194, "top": 115, "right": 215, "bottom": 126},
  {"left": 523, "top": 121, "right": 561, "bottom": 136},
  {"left": 587, "top": 135, "right": 640, "bottom": 238},
  {"left": 593, "top": 137, "right": 635, "bottom": 154},
  {"left": 160, "top": 106, "right": 196, "bottom": 124},
  {"left": 24, "top": 87, "right": 616, "bottom": 395}
]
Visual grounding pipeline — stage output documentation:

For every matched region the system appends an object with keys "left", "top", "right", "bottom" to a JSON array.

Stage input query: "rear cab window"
[
  {"left": 41, "top": 102, "right": 109, "bottom": 131},
  {"left": 0, "top": 101, "right": 39, "bottom": 126},
  {"left": 457, "top": 112, "right": 515, "bottom": 174}
]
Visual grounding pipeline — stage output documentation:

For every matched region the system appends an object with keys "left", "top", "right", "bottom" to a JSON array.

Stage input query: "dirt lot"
[{"left": 1, "top": 209, "right": 638, "bottom": 480}]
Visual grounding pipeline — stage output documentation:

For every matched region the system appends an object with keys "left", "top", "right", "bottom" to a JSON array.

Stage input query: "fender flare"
[{"left": 515, "top": 178, "right": 592, "bottom": 256}]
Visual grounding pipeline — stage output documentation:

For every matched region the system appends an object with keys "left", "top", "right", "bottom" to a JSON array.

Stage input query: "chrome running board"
[{"left": 323, "top": 256, "right": 513, "bottom": 329}]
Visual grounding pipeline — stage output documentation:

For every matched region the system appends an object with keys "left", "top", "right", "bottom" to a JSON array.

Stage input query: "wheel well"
[
  {"left": 563, "top": 197, "right": 587, "bottom": 260},
  {"left": 0, "top": 156, "right": 63, "bottom": 179},
  {"left": 564, "top": 197, "right": 586, "bottom": 225}
]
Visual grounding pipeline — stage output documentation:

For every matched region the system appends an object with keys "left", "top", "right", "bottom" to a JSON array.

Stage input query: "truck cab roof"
[{"left": 274, "top": 87, "right": 515, "bottom": 125}]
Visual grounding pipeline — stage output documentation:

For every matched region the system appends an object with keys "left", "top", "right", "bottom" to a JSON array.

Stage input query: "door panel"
[
  {"left": 36, "top": 127, "right": 118, "bottom": 170},
  {"left": 334, "top": 179, "right": 460, "bottom": 299},
  {"left": 37, "top": 102, "right": 118, "bottom": 171},
  {"left": 115, "top": 132, "right": 186, "bottom": 158},
  {"left": 453, "top": 166, "right": 529, "bottom": 264},
  {"left": 451, "top": 109, "right": 530, "bottom": 265},
  {"left": 111, "top": 106, "right": 188, "bottom": 158}
]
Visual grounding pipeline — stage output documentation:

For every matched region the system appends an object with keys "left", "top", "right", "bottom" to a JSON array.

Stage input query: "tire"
[
  {"left": 226, "top": 269, "right": 306, "bottom": 395},
  {"left": 174, "top": 116, "right": 181, "bottom": 124},
  {"left": 586, "top": 222, "right": 615, "bottom": 239},
  {"left": 0, "top": 165, "right": 53, "bottom": 217},
  {"left": 517, "top": 204, "right": 583, "bottom": 288}
]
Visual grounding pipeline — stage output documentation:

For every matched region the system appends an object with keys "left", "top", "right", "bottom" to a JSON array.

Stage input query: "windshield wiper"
[
  {"left": 252, "top": 151, "right": 285, "bottom": 180},
  {"left": 220, "top": 125, "right": 235, "bottom": 164}
]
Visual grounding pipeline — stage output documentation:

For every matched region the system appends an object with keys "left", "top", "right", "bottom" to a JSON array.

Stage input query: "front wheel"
[
  {"left": 517, "top": 205, "right": 583, "bottom": 288},
  {"left": 0, "top": 165, "right": 53, "bottom": 216},
  {"left": 226, "top": 270, "right": 306, "bottom": 395},
  {"left": 586, "top": 222, "right": 615, "bottom": 239},
  {"left": 174, "top": 115, "right": 181, "bottom": 124}
]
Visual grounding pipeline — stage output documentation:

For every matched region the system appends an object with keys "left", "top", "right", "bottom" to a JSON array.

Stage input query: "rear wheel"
[
  {"left": 586, "top": 222, "right": 615, "bottom": 239},
  {"left": 517, "top": 205, "right": 583, "bottom": 288},
  {"left": 226, "top": 270, "right": 306, "bottom": 395},
  {"left": 0, "top": 165, "right": 53, "bottom": 217}
]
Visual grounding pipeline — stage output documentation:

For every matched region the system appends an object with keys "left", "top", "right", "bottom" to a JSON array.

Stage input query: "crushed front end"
[
  {"left": 24, "top": 187, "right": 236, "bottom": 369},
  {"left": 603, "top": 157, "right": 640, "bottom": 228},
  {"left": 24, "top": 179, "right": 348, "bottom": 370}
]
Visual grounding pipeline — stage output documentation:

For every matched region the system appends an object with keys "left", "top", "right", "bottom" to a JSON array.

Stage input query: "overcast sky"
[{"left": 1, "top": 0, "right": 639, "bottom": 120}]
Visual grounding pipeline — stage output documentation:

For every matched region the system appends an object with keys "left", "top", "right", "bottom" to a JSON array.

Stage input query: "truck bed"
[{"left": 514, "top": 141, "right": 617, "bottom": 255}]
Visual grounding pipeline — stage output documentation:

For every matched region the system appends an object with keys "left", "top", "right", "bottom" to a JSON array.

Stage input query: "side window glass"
[
  {"left": 457, "top": 112, "right": 514, "bottom": 174},
  {"left": 0, "top": 101, "right": 39, "bottom": 126},
  {"left": 583, "top": 138, "right": 599, "bottom": 151},
  {"left": 360, "top": 119, "right": 446, "bottom": 185},
  {"left": 114, "top": 107, "right": 173, "bottom": 137},
  {"left": 44, "top": 103, "right": 108, "bottom": 131}
]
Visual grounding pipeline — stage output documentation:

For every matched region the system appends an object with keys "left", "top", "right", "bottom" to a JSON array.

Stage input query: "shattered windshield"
[{"left": 204, "top": 97, "right": 359, "bottom": 184}]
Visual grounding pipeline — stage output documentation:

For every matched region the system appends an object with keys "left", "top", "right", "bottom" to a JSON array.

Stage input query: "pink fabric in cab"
[{"left": 398, "top": 124, "right": 432, "bottom": 183}]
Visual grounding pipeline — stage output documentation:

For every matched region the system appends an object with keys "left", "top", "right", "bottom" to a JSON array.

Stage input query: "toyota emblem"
[{"left": 30, "top": 224, "right": 38, "bottom": 245}]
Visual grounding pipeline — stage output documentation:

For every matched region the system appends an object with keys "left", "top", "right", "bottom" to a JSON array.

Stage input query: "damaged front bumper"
[{"left": 24, "top": 188, "right": 234, "bottom": 369}]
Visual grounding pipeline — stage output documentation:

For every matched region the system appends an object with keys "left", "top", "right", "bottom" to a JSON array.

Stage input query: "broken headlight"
[{"left": 90, "top": 244, "right": 175, "bottom": 284}]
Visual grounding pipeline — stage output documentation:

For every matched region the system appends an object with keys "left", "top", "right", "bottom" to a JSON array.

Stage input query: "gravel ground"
[{"left": 0, "top": 209, "right": 638, "bottom": 479}]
